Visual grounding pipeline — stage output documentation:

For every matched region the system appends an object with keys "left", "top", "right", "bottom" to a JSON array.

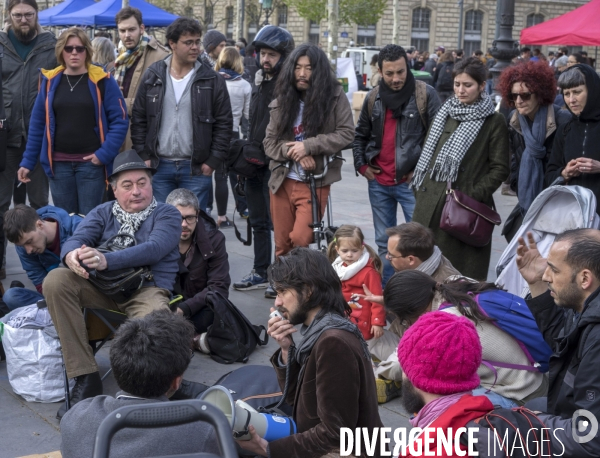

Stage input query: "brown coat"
[
  {"left": 269, "top": 329, "right": 384, "bottom": 458},
  {"left": 264, "top": 85, "right": 355, "bottom": 194},
  {"left": 121, "top": 37, "right": 170, "bottom": 150}
]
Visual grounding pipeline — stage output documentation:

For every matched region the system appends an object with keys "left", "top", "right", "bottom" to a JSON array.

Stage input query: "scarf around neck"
[
  {"left": 115, "top": 33, "right": 151, "bottom": 88},
  {"left": 294, "top": 311, "right": 371, "bottom": 380},
  {"left": 410, "top": 392, "right": 469, "bottom": 427},
  {"left": 111, "top": 197, "right": 157, "bottom": 247},
  {"left": 416, "top": 246, "right": 443, "bottom": 276},
  {"left": 378, "top": 62, "right": 416, "bottom": 119},
  {"left": 332, "top": 250, "right": 370, "bottom": 281},
  {"left": 518, "top": 104, "right": 548, "bottom": 212},
  {"left": 411, "top": 93, "right": 495, "bottom": 190}
]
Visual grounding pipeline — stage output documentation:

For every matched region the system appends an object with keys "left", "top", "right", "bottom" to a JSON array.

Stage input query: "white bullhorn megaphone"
[{"left": 200, "top": 385, "right": 296, "bottom": 441}]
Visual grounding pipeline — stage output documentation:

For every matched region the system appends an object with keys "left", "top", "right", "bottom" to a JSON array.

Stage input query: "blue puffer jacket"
[
  {"left": 16, "top": 206, "right": 83, "bottom": 288},
  {"left": 20, "top": 64, "right": 128, "bottom": 177}
]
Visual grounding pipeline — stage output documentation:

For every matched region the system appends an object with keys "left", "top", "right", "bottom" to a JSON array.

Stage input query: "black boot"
[
  {"left": 170, "top": 379, "right": 209, "bottom": 400},
  {"left": 57, "top": 371, "right": 103, "bottom": 420}
]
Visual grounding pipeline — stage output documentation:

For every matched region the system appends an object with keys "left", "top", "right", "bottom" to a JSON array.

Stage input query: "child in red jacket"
[{"left": 327, "top": 225, "right": 386, "bottom": 342}]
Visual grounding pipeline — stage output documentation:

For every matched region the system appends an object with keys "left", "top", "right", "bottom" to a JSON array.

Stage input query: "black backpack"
[
  {"left": 465, "top": 407, "right": 553, "bottom": 457},
  {"left": 205, "top": 291, "right": 268, "bottom": 364}
]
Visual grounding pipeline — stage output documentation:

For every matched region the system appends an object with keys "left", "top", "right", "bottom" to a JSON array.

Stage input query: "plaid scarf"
[
  {"left": 111, "top": 197, "right": 157, "bottom": 247},
  {"left": 411, "top": 93, "right": 495, "bottom": 190},
  {"left": 114, "top": 33, "right": 151, "bottom": 88}
]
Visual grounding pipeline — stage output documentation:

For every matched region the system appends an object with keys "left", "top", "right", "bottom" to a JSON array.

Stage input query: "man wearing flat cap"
[{"left": 43, "top": 150, "right": 182, "bottom": 419}]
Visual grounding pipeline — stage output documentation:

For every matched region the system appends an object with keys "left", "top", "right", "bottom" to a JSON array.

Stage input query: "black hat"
[{"left": 109, "top": 150, "right": 155, "bottom": 178}]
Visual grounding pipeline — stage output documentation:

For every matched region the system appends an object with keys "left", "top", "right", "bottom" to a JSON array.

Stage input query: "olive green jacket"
[{"left": 412, "top": 112, "right": 509, "bottom": 279}]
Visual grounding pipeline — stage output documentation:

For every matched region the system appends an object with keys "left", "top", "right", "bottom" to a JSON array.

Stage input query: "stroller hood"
[{"left": 496, "top": 185, "right": 600, "bottom": 297}]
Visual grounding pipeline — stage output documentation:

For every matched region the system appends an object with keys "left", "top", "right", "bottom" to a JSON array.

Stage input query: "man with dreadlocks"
[
  {"left": 264, "top": 44, "right": 354, "bottom": 258},
  {"left": 237, "top": 248, "right": 384, "bottom": 458}
]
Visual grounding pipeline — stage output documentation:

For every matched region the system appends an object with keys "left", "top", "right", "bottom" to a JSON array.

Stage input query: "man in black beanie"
[{"left": 201, "top": 29, "right": 226, "bottom": 68}]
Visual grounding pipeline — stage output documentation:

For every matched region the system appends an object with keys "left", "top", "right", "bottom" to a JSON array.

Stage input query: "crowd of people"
[{"left": 1, "top": 0, "right": 600, "bottom": 456}]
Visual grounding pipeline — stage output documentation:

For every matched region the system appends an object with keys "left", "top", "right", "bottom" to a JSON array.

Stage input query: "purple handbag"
[{"left": 440, "top": 181, "right": 501, "bottom": 248}]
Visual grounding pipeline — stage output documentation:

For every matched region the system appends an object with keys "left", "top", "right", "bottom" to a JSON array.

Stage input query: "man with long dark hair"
[
  {"left": 232, "top": 25, "right": 294, "bottom": 299},
  {"left": 353, "top": 44, "right": 440, "bottom": 286},
  {"left": 237, "top": 248, "right": 383, "bottom": 458},
  {"left": 0, "top": 0, "right": 57, "bottom": 279},
  {"left": 264, "top": 44, "right": 354, "bottom": 258}
]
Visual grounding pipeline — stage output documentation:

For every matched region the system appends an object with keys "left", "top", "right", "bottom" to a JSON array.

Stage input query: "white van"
[{"left": 342, "top": 46, "right": 382, "bottom": 88}]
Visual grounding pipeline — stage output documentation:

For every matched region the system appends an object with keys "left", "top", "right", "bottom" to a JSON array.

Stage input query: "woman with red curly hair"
[{"left": 498, "top": 60, "right": 572, "bottom": 240}]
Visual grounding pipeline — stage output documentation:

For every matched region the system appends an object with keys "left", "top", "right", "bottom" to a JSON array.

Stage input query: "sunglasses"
[
  {"left": 508, "top": 92, "right": 533, "bottom": 102},
  {"left": 64, "top": 46, "right": 86, "bottom": 54}
]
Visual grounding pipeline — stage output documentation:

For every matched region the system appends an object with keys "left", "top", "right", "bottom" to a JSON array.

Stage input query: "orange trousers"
[{"left": 270, "top": 178, "right": 330, "bottom": 256}]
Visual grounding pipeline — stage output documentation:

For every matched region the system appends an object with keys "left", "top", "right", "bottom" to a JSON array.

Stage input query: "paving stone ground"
[{"left": 0, "top": 150, "right": 516, "bottom": 457}]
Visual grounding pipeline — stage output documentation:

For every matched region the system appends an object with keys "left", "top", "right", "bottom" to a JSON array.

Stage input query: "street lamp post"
[
  {"left": 489, "top": 0, "right": 519, "bottom": 96},
  {"left": 260, "top": 0, "right": 273, "bottom": 26}
]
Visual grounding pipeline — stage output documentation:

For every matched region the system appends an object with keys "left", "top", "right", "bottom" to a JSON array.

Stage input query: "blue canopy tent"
[
  {"left": 39, "top": 0, "right": 96, "bottom": 26},
  {"left": 51, "top": 0, "right": 179, "bottom": 27}
]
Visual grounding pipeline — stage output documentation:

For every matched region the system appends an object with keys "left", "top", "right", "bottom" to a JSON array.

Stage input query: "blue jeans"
[
  {"left": 245, "top": 167, "right": 272, "bottom": 278},
  {"left": 3, "top": 287, "right": 44, "bottom": 311},
  {"left": 472, "top": 388, "right": 518, "bottom": 409},
  {"left": 152, "top": 159, "right": 212, "bottom": 210},
  {"left": 368, "top": 179, "right": 416, "bottom": 286},
  {"left": 49, "top": 161, "right": 106, "bottom": 215}
]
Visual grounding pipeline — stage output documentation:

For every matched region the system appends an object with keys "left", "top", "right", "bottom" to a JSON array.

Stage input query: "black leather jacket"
[
  {"left": 352, "top": 84, "right": 440, "bottom": 181},
  {"left": 131, "top": 58, "right": 233, "bottom": 173}
]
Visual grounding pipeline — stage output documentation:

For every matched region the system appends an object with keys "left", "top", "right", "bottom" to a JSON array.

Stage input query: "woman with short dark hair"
[
  {"left": 497, "top": 60, "right": 572, "bottom": 240},
  {"left": 411, "top": 57, "right": 509, "bottom": 280},
  {"left": 546, "top": 64, "right": 600, "bottom": 211}
]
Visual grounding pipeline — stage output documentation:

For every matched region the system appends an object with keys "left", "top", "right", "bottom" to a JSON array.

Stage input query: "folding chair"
[{"left": 92, "top": 400, "right": 238, "bottom": 458}]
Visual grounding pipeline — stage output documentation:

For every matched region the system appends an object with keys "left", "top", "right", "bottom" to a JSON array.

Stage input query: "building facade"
[{"left": 203, "top": 0, "right": 591, "bottom": 57}]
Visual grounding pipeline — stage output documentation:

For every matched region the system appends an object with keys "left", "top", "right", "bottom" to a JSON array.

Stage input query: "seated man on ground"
[
  {"left": 238, "top": 248, "right": 384, "bottom": 458},
  {"left": 399, "top": 311, "right": 494, "bottom": 456},
  {"left": 2, "top": 204, "right": 82, "bottom": 310},
  {"left": 60, "top": 310, "right": 220, "bottom": 458},
  {"left": 517, "top": 229, "right": 600, "bottom": 456},
  {"left": 356, "top": 222, "right": 461, "bottom": 387},
  {"left": 166, "top": 188, "right": 230, "bottom": 348},
  {"left": 44, "top": 150, "right": 181, "bottom": 419}
]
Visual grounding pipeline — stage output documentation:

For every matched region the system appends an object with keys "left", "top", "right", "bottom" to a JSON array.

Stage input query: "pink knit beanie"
[{"left": 398, "top": 311, "right": 482, "bottom": 395}]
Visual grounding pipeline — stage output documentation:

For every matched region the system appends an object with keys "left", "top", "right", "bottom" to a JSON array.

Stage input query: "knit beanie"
[
  {"left": 398, "top": 311, "right": 482, "bottom": 395},
  {"left": 203, "top": 30, "right": 227, "bottom": 54}
]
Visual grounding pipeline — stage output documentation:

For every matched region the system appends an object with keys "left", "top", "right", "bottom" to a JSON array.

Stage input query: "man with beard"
[
  {"left": 232, "top": 25, "right": 294, "bottom": 299},
  {"left": 264, "top": 44, "right": 354, "bottom": 259},
  {"left": 114, "top": 7, "right": 169, "bottom": 150},
  {"left": 0, "top": 0, "right": 57, "bottom": 279},
  {"left": 398, "top": 311, "right": 494, "bottom": 457},
  {"left": 353, "top": 44, "right": 440, "bottom": 285},
  {"left": 514, "top": 229, "right": 600, "bottom": 456},
  {"left": 237, "top": 248, "right": 383, "bottom": 458},
  {"left": 166, "top": 188, "right": 230, "bottom": 342}
]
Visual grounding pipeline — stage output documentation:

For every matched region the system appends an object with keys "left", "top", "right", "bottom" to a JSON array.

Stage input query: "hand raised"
[{"left": 516, "top": 232, "right": 547, "bottom": 285}]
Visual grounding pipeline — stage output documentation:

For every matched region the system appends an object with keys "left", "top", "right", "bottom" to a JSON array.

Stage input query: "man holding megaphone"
[{"left": 236, "top": 248, "right": 384, "bottom": 458}]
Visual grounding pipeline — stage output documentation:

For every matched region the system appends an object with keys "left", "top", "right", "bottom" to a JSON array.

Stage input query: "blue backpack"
[{"left": 440, "top": 290, "right": 552, "bottom": 374}]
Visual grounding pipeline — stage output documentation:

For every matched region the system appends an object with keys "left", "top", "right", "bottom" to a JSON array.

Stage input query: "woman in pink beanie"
[{"left": 397, "top": 311, "right": 494, "bottom": 457}]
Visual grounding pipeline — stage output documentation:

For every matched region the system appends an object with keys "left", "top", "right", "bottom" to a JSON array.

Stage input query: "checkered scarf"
[
  {"left": 411, "top": 93, "right": 495, "bottom": 190},
  {"left": 114, "top": 33, "right": 151, "bottom": 88},
  {"left": 111, "top": 197, "right": 157, "bottom": 247}
]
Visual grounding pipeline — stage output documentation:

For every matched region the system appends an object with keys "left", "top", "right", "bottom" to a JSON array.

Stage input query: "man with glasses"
[
  {"left": 0, "top": 0, "right": 57, "bottom": 279},
  {"left": 131, "top": 18, "right": 232, "bottom": 206},
  {"left": 166, "top": 188, "right": 230, "bottom": 344}
]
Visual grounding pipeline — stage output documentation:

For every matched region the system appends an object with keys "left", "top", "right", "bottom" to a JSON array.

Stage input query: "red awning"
[{"left": 520, "top": 0, "right": 600, "bottom": 46}]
